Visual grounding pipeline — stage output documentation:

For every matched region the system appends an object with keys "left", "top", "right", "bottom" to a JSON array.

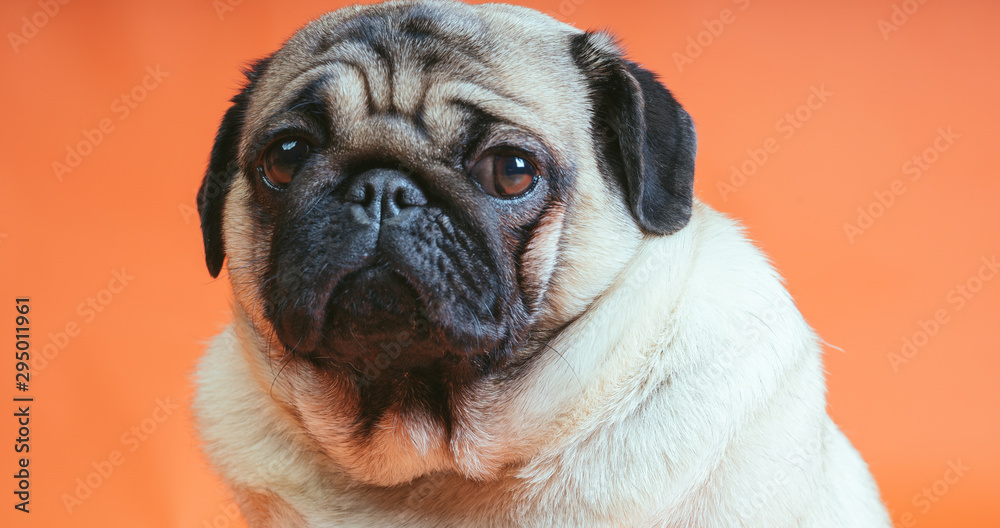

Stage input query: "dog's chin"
[{"left": 276, "top": 264, "right": 502, "bottom": 380}]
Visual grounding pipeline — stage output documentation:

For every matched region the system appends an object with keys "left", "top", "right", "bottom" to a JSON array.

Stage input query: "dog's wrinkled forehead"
[{"left": 240, "top": 1, "right": 593, "bottom": 165}]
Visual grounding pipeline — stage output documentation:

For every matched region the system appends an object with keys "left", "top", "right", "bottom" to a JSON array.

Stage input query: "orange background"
[{"left": 2, "top": 0, "right": 998, "bottom": 526}]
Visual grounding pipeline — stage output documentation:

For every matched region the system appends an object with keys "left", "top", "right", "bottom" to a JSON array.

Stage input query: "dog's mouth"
[
  {"left": 319, "top": 263, "right": 451, "bottom": 372},
  {"left": 326, "top": 263, "right": 426, "bottom": 331},
  {"left": 267, "top": 256, "right": 507, "bottom": 380}
]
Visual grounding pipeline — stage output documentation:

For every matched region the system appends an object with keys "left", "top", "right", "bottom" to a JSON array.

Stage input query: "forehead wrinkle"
[
  {"left": 318, "top": 62, "right": 370, "bottom": 126},
  {"left": 339, "top": 114, "right": 440, "bottom": 169},
  {"left": 326, "top": 40, "right": 391, "bottom": 112},
  {"left": 240, "top": 62, "right": 368, "bottom": 163},
  {"left": 422, "top": 80, "right": 549, "bottom": 146},
  {"left": 316, "top": 7, "right": 496, "bottom": 116},
  {"left": 391, "top": 52, "right": 427, "bottom": 117}
]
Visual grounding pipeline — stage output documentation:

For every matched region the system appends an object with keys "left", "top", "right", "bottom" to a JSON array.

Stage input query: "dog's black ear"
[
  {"left": 197, "top": 56, "right": 271, "bottom": 277},
  {"left": 571, "top": 31, "right": 696, "bottom": 235}
]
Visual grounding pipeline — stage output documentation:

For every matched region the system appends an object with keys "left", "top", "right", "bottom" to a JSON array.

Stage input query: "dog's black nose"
[{"left": 344, "top": 168, "right": 427, "bottom": 223}]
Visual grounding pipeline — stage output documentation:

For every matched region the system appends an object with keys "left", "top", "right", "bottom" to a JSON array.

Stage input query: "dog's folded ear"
[
  {"left": 197, "top": 56, "right": 271, "bottom": 278},
  {"left": 571, "top": 31, "right": 697, "bottom": 235}
]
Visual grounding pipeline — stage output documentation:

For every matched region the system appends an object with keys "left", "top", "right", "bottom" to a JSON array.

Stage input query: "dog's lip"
[
  {"left": 316, "top": 259, "right": 501, "bottom": 359},
  {"left": 271, "top": 261, "right": 424, "bottom": 352},
  {"left": 325, "top": 261, "right": 428, "bottom": 320}
]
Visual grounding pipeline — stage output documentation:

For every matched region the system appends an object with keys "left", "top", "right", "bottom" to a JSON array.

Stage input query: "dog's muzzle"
[{"left": 263, "top": 165, "right": 508, "bottom": 376}]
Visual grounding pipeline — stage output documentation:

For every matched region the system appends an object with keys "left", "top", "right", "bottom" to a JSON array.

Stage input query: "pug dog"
[{"left": 194, "top": 1, "right": 891, "bottom": 526}]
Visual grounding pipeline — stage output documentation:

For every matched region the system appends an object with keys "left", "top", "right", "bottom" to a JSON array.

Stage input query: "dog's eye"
[
  {"left": 261, "top": 138, "right": 312, "bottom": 189},
  {"left": 471, "top": 153, "right": 537, "bottom": 198}
]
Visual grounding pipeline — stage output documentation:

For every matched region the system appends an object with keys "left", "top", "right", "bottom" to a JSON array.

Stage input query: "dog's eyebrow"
[{"left": 283, "top": 77, "right": 332, "bottom": 119}]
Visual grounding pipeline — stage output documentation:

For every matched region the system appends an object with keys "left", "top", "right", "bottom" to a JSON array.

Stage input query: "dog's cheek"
[
  {"left": 518, "top": 202, "right": 565, "bottom": 315},
  {"left": 223, "top": 177, "right": 275, "bottom": 315},
  {"left": 541, "top": 163, "right": 644, "bottom": 329}
]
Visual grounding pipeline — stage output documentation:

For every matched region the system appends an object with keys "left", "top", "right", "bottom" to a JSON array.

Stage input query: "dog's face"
[{"left": 198, "top": 0, "right": 695, "bottom": 485}]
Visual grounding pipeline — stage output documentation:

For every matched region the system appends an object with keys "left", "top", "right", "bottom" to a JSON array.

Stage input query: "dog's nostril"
[
  {"left": 363, "top": 183, "right": 376, "bottom": 207},
  {"left": 392, "top": 188, "right": 406, "bottom": 207}
]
